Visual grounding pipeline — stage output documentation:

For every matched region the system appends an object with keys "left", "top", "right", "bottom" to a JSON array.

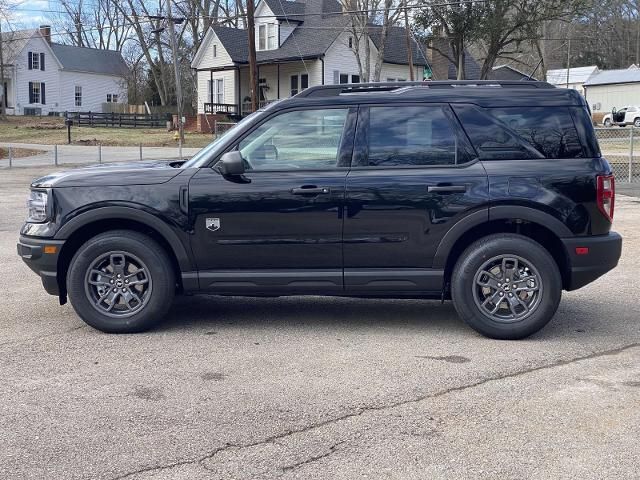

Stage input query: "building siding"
[
  {"left": 14, "top": 36, "right": 60, "bottom": 114},
  {"left": 585, "top": 83, "right": 640, "bottom": 113},
  {"left": 58, "top": 71, "right": 126, "bottom": 112}
]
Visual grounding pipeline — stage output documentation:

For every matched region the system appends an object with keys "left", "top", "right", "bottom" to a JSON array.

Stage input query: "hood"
[{"left": 31, "top": 160, "right": 185, "bottom": 188}]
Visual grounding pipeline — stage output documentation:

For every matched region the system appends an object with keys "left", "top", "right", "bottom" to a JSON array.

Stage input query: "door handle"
[
  {"left": 427, "top": 185, "right": 467, "bottom": 193},
  {"left": 291, "top": 186, "right": 331, "bottom": 195}
]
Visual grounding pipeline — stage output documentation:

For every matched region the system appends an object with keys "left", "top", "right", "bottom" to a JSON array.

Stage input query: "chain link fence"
[
  {"left": 1, "top": 144, "right": 203, "bottom": 168},
  {"left": 595, "top": 127, "right": 640, "bottom": 183}
]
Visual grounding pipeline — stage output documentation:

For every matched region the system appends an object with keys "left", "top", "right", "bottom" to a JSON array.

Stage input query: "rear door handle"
[
  {"left": 291, "top": 186, "right": 331, "bottom": 195},
  {"left": 427, "top": 185, "right": 467, "bottom": 193}
]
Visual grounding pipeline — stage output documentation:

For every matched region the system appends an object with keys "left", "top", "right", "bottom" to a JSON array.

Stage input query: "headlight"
[{"left": 26, "top": 190, "right": 50, "bottom": 223}]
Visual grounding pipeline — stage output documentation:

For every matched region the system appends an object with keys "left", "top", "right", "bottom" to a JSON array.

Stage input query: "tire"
[
  {"left": 634, "top": 118, "right": 640, "bottom": 128},
  {"left": 451, "top": 233, "right": 562, "bottom": 340},
  {"left": 604, "top": 119, "right": 612, "bottom": 127},
  {"left": 67, "top": 230, "right": 175, "bottom": 333}
]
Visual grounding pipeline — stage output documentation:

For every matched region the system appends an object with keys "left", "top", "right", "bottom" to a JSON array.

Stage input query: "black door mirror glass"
[
  {"left": 612, "top": 107, "right": 617, "bottom": 114},
  {"left": 218, "top": 151, "right": 245, "bottom": 176}
]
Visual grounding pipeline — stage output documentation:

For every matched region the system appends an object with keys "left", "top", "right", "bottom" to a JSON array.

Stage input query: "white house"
[
  {"left": 0, "top": 26, "right": 128, "bottom": 115},
  {"left": 191, "top": 0, "right": 429, "bottom": 116},
  {"left": 546, "top": 65, "right": 599, "bottom": 96}
]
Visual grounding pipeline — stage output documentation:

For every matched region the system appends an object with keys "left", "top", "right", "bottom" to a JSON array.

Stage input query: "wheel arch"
[
  {"left": 55, "top": 207, "right": 194, "bottom": 300},
  {"left": 435, "top": 208, "right": 571, "bottom": 293}
]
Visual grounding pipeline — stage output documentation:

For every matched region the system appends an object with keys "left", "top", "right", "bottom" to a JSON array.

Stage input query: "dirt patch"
[{"left": 0, "top": 147, "right": 46, "bottom": 160}]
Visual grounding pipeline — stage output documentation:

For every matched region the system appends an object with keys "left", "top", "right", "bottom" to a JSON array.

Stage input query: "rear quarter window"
[{"left": 454, "top": 105, "right": 585, "bottom": 160}]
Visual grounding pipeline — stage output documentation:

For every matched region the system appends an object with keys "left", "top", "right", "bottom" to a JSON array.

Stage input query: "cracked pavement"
[{"left": 1, "top": 167, "right": 639, "bottom": 479}]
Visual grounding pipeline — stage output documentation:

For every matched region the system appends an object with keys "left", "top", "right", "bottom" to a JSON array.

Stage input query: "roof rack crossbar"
[{"left": 296, "top": 80, "right": 555, "bottom": 98}]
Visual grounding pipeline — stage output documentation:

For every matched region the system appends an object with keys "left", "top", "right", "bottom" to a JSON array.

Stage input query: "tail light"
[{"left": 597, "top": 174, "right": 615, "bottom": 222}]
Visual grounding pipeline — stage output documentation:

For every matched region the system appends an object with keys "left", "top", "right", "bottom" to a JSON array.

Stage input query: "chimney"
[
  {"left": 427, "top": 26, "right": 451, "bottom": 81},
  {"left": 39, "top": 25, "right": 51, "bottom": 44}
]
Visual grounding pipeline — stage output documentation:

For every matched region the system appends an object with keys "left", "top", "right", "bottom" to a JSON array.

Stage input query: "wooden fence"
[{"left": 64, "top": 111, "right": 170, "bottom": 128}]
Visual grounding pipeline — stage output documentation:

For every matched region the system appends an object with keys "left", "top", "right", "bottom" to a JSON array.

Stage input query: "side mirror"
[
  {"left": 217, "top": 151, "right": 245, "bottom": 176},
  {"left": 612, "top": 107, "right": 617, "bottom": 114}
]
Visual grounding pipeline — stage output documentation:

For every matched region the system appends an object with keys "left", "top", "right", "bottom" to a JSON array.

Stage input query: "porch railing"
[{"left": 204, "top": 103, "right": 238, "bottom": 115}]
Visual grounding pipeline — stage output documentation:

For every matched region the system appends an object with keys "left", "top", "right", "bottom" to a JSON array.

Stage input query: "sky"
[{"left": 3, "top": 0, "right": 60, "bottom": 31}]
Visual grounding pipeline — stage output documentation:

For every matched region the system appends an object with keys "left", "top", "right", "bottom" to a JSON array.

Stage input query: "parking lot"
[{"left": 1, "top": 166, "right": 639, "bottom": 479}]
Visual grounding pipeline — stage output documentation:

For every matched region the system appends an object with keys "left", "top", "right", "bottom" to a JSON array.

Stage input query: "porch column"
[{"left": 237, "top": 67, "right": 241, "bottom": 114}]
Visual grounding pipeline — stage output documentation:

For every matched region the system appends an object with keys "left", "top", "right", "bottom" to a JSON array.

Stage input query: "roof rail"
[{"left": 296, "top": 80, "right": 556, "bottom": 98}]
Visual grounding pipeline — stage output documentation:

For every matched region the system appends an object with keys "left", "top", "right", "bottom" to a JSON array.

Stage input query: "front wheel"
[
  {"left": 604, "top": 118, "right": 612, "bottom": 127},
  {"left": 67, "top": 230, "right": 175, "bottom": 333},
  {"left": 451, "top": 234, "right": 562, "bottom": 340}
]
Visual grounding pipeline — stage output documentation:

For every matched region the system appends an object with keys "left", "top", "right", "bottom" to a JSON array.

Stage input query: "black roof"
[
  {"left": 369, "top": 26, "right": 428, "bottom": 66},
  {"left": 489, "top": 65, "right": 533, "bottom": 81},
  {"left": 262, "top": 0, "right": 306, "bottom": 20}
]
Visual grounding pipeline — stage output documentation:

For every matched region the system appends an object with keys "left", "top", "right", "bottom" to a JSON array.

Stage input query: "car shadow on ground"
[{"left": 161, "top": 294, "right": 468, "bottom": 334}]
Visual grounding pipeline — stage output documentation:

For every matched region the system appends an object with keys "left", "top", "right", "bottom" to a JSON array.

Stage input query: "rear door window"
[{"left": 364, "top": 105, "right": 475, "bottom": 167}]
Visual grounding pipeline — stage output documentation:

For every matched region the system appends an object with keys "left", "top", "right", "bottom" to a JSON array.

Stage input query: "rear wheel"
[
  {"left": 67, "top": 230, "right": 175, "bottom": 333},
  {"left": 604, "top": 118, "right": 612, "bottom": 127},
  {"left": 634, "top": 118, "right": 640, "bottom": 128},
  {"left": 451, "top": 234, "right": 562, "bottom": 340}
]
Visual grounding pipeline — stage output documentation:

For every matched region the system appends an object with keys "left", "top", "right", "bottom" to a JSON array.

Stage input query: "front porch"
[
  {"left": 1, "top": 70, "right": 16, "bottom": 115},
  {"left": 201, "top": 59, "right": 322, "bottom": 117}
]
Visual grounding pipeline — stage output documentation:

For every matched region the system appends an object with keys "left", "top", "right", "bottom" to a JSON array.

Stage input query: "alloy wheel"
[{"left": 472, "top": 254, "right": 543, "bottom": 323}]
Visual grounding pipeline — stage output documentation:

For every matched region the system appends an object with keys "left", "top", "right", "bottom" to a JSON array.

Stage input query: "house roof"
[
  {"left": 489, "top": 64, "right": 533, "bottom": 81},
  {"left": 546, "top": 65, "right": 598, "bottom": 85},
  {"left": 0, "top": 28, "right": 128, "bottom": 76},
  {"left": 583, "top": 65, "right": 640, "bottom": 87},
  {"left": 0, "top": 29, "right": 38, "bottom": 65},
  {"left": 262, "top": 0, "right": 306, "bottom": 20},
  {"left": 449, "top": 51, "right": 481, "bottom": 80},
  {"left": 369, "top": 26, "right": 429, "bottom": 66},
  {"left": 207, "top": 0, "right": 428, "bottom": 68},
  {"left": 50, "top": 43, "right": 129, "bottom": 76}
]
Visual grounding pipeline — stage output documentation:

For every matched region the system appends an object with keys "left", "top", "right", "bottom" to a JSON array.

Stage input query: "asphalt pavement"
[{"left": 1, "top": 166, "right": 639, "bottom": 480}]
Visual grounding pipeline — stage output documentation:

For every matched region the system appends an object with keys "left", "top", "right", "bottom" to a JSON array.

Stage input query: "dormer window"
[{"left": 258, "top": 23, "right": 278, "bottom": 51}]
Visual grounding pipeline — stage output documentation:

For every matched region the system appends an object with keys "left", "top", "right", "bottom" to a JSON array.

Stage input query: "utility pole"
[
  {"left": 166, "top": 0, "right": 184, "bottom": 148},
  {"left": 566, "top": 38, "right": 571, "bottom": 89},
  {"left": 403, "top": 1, "right": 414, "bottom": 81},
  {"left": 247, "top": 0, "right": 258, "bottom": 112}
]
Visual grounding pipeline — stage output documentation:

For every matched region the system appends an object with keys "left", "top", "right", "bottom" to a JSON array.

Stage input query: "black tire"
[
  {"left": 604, "top": 119, "right": 612, "bottom": 127},
  {"left": 634, "top": 118, "right": 640, "bottom": 128},
  {"left": 67, "top": 230, "right": 175, "bottom": 333},
  {"left": 451, "top": 234, "right": 562, "bottom": 340}
]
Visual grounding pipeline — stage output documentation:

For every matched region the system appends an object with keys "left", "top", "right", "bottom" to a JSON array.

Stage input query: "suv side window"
[
  {"left": 364, "top": 105, "right": 474, "bottom": 167},
  {"left": 238, "top": 108, "right": 348, "bottom": 170},
  {"left": 485, "top": 107, "right": 584, "bottom": 159}
]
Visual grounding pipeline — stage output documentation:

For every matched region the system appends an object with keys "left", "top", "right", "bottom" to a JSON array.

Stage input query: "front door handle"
[
  {"left": 291, "top": 186, "right": 331, "bottom": 195},
  {"left": 427, "top": 185, "right": 467, "bottom": 193}
]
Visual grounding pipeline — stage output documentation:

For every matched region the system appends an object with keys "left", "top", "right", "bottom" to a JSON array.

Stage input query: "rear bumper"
[
  {"left": 17, "top": 236, "right": 65, "bottom": 296},
  {"left": 562, "top": 232, "right": 622, "bottom": 290}
]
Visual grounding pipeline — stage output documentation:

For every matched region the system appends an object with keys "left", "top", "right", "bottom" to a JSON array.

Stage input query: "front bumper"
[
  {"left": 17, "top": 236, "right": 66, "bottom": 296},
  {"left": 562, "top": 232, "right": 622, "bottom": 290}
]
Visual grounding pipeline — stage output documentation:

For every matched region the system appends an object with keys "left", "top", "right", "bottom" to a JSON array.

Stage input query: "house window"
[
  {"left": 290, "top": 74, "right": 308, "bottom": 96},
  {"left": 209, "top": 78, "right": 224, "bottom": 104},
  {"left": 301, "top": 74, "right": 308, "bottom": 90},
  {"left": 348, "top": 37, "right": 353, "bottom": 49},
  {"left": 258, "top": 24, "right": 266, "bottom": 50},
  {"left": 31, "top": 82, "right": 41, "bottom": 103},
  {"left": 75, "top": 86, "right": 82, "bottom": 107},
  {"left": 339, "top": 73, "right": 359, "bottom": 84},
  {"left": 267, "top": 23, "right": 277, "bottom": 50},
  {"left": 290, "top": 75, "right": 298, "bottom": 96},
  {"left": 213, "top": 44, "right": 217, "bottom": 57},
  {"left": 107, "top": 94, "right": 112, "bottom": 102},
  {"left": 106, "top": 94, "right": 119, "bottom": 103},
  {"left": 30, "top": 52, "right": 39, "bottom": 70}
]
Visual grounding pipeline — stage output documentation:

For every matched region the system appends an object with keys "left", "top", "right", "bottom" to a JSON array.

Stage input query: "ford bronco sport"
[{"left": 18, "top": 81, "right": 622, "bottom": 339}]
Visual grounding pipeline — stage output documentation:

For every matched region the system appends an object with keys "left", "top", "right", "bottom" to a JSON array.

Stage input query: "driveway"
[{"left": 1, "top": 166, "right": 639, "bottom": 479}]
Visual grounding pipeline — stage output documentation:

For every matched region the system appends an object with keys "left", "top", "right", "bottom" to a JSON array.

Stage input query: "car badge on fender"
[{"left": 206, "top": 218, "right": 221, "bottom": 232}]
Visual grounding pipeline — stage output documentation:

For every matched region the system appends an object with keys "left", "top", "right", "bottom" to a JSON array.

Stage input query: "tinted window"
[
  {"left": 367, "top": 105, "right": 473, "bottom": 167},
  {"left": 238, "top": 108, "right": 348, "bottom": 170},
  {"left": 486, "top": 107, "right": 584, "bottom": 159}
]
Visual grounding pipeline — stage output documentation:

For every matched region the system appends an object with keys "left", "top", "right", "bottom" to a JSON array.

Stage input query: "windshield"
[{"left": 181, "top": 110, "right": 263, "bottom": 168}]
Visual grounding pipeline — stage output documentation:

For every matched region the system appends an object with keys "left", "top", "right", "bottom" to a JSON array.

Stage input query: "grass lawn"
[
  {"left": 0, "top": 146, "right": 46, "bottom": 159},
  {"left": 0, "top": 116, "right": 214, "bottom": 148}
]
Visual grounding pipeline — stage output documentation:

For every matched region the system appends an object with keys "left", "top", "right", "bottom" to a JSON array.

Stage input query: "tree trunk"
[{"left": 247, "top": 0, "right": 258, "bottom": 111}]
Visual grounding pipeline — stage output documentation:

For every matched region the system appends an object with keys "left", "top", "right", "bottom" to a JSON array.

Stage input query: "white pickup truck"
[{"left": 602, "top": 106, "right": 640, "bottom": 127}]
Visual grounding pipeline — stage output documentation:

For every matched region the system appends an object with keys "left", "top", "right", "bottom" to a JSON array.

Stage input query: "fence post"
[
  {"left": 139, "top": 143, "right": 143, "bottom": 161},
  {"left": 98, "top": 144, "right": 102, "bottom": 164},
  {"left": 54, "top": 145, "right": 58, "bottom": 166},
  {"left": 8, "top": 146, "right": 12, "bottom": 168},
  {"left": 630, "top": 127, "right": 634, "bottom": 183}
]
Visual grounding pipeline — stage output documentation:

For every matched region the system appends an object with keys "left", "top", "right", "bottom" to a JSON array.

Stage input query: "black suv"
[{"left": 18, "top": 81, "right": 622, "bottom": 339}]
